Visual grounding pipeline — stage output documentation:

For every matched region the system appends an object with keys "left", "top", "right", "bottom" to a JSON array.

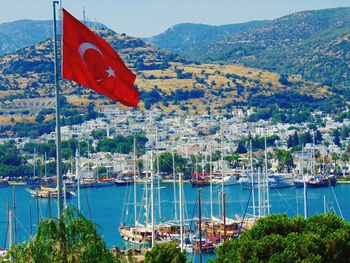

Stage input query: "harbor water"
[{"left": 0, "top": 182, "right": 349, "bottom": 258}]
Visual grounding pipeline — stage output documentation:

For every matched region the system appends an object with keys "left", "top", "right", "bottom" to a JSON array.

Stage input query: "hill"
[
  {"left": 0, "top": 24, "right": 344, "bottom": 138},
  {"left": 0, "top": 20, "right": 53, "bottom": 56},
  {"left": 184, "top": 7, "right": 350, "bottom": 87},
  {"left": 0, "top": 19, "right": 109, "bottom": 56},
  {"left": 143, "top": 21, "right": 267, "bottom": 54}
]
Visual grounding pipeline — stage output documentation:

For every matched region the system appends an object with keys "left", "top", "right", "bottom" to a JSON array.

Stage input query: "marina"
[{"left": 0, "top": 181, "right": 349, "bottom": 250}]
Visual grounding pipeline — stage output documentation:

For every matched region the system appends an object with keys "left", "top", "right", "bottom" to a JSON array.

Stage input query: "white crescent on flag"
[{"left": 78, "top": 42, "right": 115, "bottom": 82}]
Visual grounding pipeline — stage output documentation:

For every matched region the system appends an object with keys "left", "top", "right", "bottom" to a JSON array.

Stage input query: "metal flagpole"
[
  {"left": 76, "top": 148, "right": 81, "bottom": 211},
  {"left": 53, "top": 0, "right": 63, "bottom": 219},
  {"left": 151, "top": 152, "right": 155, "bottom": 247}
]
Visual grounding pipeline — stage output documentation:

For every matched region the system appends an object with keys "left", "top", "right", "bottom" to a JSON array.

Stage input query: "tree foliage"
[
  {"left": 274, "top": 148, "right": 295, "bottom": 172},
  {"left": 144, "top": 241, "right": 186, "bottom": 263},
  {"left": 157, "top": 152, "right": 187, "bottom": 175},
  {"left": 97, "top": 135, "right": 148, "bottom": 155},
  {"left": 211, "top": 213, "right": 350, "bottom": 263},
  {"left": 8, "top": 206, "right": 118, "bottom": 263},
  {"left": 0, "top": 143, "right": 30, "bottom": 178}
]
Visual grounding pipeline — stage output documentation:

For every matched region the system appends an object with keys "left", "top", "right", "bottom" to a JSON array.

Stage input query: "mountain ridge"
[
  {"left": 143, "top": 20, "right": 268, "bottom": 54},
  {"left": 0, "top": 19, "right": 110, "bottom": 56},
  {"left": 0, "top": 26, "right": 335, "bottom": 124},
  {"left": 183, "top": 7, "right": 350, "bottom": 87}
]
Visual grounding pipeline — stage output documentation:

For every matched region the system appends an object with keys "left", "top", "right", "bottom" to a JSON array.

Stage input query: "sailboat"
[
  {"left": 119, "top": 138, "right": 153, "bottom": 246},
  {"left": 304, "top": 135, "right": 336, "bottom": 188},
  {"left": 155, "top": 149, "right": 184, "bottom": 242},
  {"left": 191, "top": 150, "right": 210, "bottom": 186},
  {"left": 27, "top": 148, "right": 74, "bottom": 198},
  {"left": 202, "top": 142, "right": 241, "bottom": 244},
  {"left": 28, "top": 185, "right": 75, "bottom": 198}
]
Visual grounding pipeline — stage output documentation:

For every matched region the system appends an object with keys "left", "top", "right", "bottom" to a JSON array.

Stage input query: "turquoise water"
[{"left": 0, "top": 183, "right": 349, "bottom": 261}]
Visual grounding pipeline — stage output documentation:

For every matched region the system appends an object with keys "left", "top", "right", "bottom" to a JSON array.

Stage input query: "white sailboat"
[{"left": 119, "top": 139, "right": 153, "bottom": 246}]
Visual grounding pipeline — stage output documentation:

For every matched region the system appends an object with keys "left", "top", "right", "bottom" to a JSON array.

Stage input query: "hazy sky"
[{"left": 1, "top": 0, "right": 349, "bottom": 37}]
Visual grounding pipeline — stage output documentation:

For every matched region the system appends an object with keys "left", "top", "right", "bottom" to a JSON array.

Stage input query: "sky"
[{"left": 0, "top": 0, "right": 349, "bottom": 37}]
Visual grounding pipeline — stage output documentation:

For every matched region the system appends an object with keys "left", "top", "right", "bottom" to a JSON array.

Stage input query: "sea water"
[{"left": 0, "top": 183, "right": 349, "bottom": 261}]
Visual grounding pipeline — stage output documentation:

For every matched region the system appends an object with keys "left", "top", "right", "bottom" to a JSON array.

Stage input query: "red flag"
[{"left": 62, "top": 9, "right": 140, "bottom": 107}]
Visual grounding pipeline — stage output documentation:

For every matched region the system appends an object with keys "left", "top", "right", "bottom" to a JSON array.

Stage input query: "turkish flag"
[{"left": 62, "top": 9, "right": 140, "bottom": 107}]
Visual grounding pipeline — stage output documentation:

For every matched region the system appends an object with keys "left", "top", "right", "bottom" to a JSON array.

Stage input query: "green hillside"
[
  {"left": 143, "top": 21, "right": 267, "bottom": 54},
  {"left": 185, "top": 7, "right": 350, "bottom": 87},
  {"left": 0, "top": 25, "right": 337, "bottom": 128}
]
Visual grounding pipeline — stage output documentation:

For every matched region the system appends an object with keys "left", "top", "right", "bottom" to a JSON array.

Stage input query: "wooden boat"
[
  {"left": 79, "top": 178, "right": 95, "bottom": 188},
  {"left": 119, "top": 223, "right": 152, "bottom": 245},
  {"left": 308, "top": 174, "right": 337, "bottom": 188},
  {"left": 27, "top": 186, "right": 74, "bottom": 198},
  {"left": 156, "top": 223, "right": 181, "bottom": 241},
  {"left": 193, "top": 239, "right": 215, "bottom": 254},
  {"left": 92, "top": 178, "right": 114, "bottom": 187},
  {"left": 200, "top": 216, "right": 240, "bottom": 240},
  {"left": 191, "top": 172, "right": 210, "bottom": 187}
]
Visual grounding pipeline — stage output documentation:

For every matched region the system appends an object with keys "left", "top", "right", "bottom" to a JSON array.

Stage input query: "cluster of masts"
[{"left": 118, "top": 137, "right": 276, "bottom": 258}]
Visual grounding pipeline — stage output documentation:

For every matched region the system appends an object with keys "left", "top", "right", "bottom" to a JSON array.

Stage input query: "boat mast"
[
  {"left": 44, "top": 152, "right": 47, "bottom": 179},
  {"left": 29, "top": 205, "right": 32, "bottom": 238},
  {"left": 63, "top": 181, "right": 67, "bottom": 209},
  {"left": 156, "top": 130, "right": 161, "bottom": 220},
  {"left": 209, "top": 144, "right": 213, "bottom": 220},
  {"left": 250, "top": 140, "right": 256, "bottom": 219},
  {"left": 7, "top": 200, "right": 12, "bottom": 260},
  {"left": 151, "top": 152, "right": 155, "bottom": 247},
  {"left": 76, "top": 148, "right": 81, "bottom": 211},
  {"left": 302, "top": 146, "right": 308, "bottom": 219},
  {"left": 172, "top": 148, "right": 178, "bottom": 221},
  {"left": 133, "top": 137, "right": 137, "bottom": 227},
  {"left": 179, "top": 171, "right": 184, "bottom": 251},
  {"left": 145, "top": 159, "right": 149, "bottom": 225},
  {"left": 48, "top": 192, "right": 52, "bottom": 218},
  {"left": 198, "top": 189, "right": 203, "bottom": 263},
  {"left": 223, "top": 192, "right": 226, "bottom": 242},
  {"left": 221, "top": 139, "right": 224, "bottom": 203},
  {"left": 12, "top": 186, "right": 17, "bottom": 246},
  {"left": 265, "top": 135, "right": 270, "bottom": 215},
  {"left": 312, "top": 131, "right": 316, "bottom": 178},
  {"left": 258, "top": 167, "right": 261, "bottom": 218},
  {"left": 33, "top": 148, "right": 36, "bottom": 177}
]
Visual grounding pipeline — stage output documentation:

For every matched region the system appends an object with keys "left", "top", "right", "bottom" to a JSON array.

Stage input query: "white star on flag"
[{"left": 105, "top": 66, "right": 115, "bottom": 78}]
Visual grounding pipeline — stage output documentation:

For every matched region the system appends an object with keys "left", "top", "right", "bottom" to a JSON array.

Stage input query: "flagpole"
[{"left": 53, "top": 0, "right": 63, "bottom": 219}]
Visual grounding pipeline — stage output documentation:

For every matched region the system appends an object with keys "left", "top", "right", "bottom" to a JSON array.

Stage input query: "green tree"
[
  {"left": 292, "top": 131, "right": 299, "bottom": 146},
  {"left": 211, "top": 213, "right": 350, "bottom": 263},
  {"left": 315, "top": 129, "right": 323, "bottom": 144},
  {"left": 287, "top": 135, "right": 293, "bottom": 148},
  {"left": 235, "top": 142, "right": 247, "bottom": 154},
  {"left": 274, "top": 148, "right": 295, "bottom": 172},
  {"left": 144, "top": 241, "right": 186, "bottom": 263},
  {"left": 8, "top": 206, "right": 118, "bottom": 263},
  {"left": 224, "top": 155, "right": 240, "bottom": 168},
  {"left": 0, "top": 144, "right": 30, "bottom": 178},
  {"left": 334, "top": 129, "right": 341, "bottom": 146},
  {"left": 211, "top": 150, "right": 221, "bottom": 161},
  {"left": 35, "top": 113, "right": 45, "bottom": 123},
  {"left": 157, "top": 152, "right": 187, "bottom": 175},
  {"left": 340, "top": 153, "right": 349, "bottom": 177},
  {"left": 92, "top": 129, "right": 107, "bottom": 139}
]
